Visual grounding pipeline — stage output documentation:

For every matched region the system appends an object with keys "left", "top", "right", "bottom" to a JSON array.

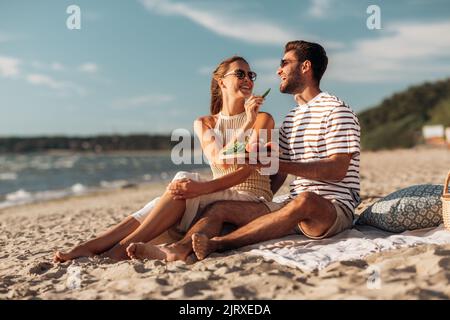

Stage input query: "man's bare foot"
[
  {"left": 191, "top": 233, "right": 218, "bottom": 261},
  {"left": 126, "top": 242, "right": 191, "bottom": 261},
  {"left": 53, "top": 246, "right": 94, "bottom": 263},
  {"left": 103, "top": 244, "right": 130, "bottom": 261}
]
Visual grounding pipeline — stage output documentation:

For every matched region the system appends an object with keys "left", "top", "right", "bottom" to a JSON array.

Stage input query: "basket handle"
[{"left": 444, "top": 171, "right": 450, "bottom": 197}]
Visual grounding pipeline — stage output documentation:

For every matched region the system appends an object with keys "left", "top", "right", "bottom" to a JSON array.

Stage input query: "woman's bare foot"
[
  {"left": 126, "top": 242, "right": 191, "bottom": 261},
  {"left": 53, "top": 245, "right": 94, "bottom": 263},
  {"left": 191, "top": 233, "right": 218, "bottom": 260},
  {"left": 102, "top": 244, "right": 130, "bottom": 261}
]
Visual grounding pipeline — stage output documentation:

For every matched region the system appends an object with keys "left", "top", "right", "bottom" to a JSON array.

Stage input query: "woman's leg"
[
  {"left": 53, "top": 216, "right": 140, "bottom": 262},
  {"left": 103, "top": 190, "right": 187, "bottom": 260}
]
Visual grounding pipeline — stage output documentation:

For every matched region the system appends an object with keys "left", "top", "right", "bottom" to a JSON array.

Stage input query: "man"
[
  {"left": 189, "top": 40, "right": 360, "bottom": 259},
  {"left": 126, "top": 40, "right": 360, "bottom": 262}
]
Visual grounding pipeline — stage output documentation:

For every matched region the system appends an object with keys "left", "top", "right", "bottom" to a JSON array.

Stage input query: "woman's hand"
[
  {"left": 244, "top": 95, "right": 264, "bottom": 126},
  {"left": 167, "top": 178, "right": 206, "bottom": 200}
]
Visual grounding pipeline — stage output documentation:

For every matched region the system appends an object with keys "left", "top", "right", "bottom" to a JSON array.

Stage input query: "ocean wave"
[
  {"left": 0, "top": 184, "right": 89, "bottom": 209},
  {"left": 100, "top": 180, "right": 131, "bottom": 189},
  {"left": 0, "top": 172, "right": 17, "bottom": 180}
]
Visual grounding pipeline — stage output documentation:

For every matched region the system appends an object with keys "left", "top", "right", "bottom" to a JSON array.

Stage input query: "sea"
[{"left": 0, "top": 151, "right": 208, "bottom": 209}]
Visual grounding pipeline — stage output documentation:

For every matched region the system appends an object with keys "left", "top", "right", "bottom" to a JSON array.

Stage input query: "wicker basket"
[{"left": 443, "top": 171, "right": 450, "bottom": 231}]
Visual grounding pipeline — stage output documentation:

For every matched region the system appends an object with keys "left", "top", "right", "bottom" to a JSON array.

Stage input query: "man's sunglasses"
[
  {"left": 222, "top": 69, "right": 257, "bottom": 81},
  {"left": 280, "top": 59, "right": 300, "bottom": 68}
]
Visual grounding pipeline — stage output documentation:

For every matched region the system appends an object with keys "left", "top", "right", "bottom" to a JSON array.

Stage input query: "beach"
[{"left": 1, "top": 147, "right": 450, "bottom": 300}]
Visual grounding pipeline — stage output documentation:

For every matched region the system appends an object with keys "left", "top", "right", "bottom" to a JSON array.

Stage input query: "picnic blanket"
[{"left": 245, "top": 224, "right": 450, "bottom": 272}]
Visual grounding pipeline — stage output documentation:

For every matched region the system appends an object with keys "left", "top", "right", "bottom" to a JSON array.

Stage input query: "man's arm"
[{"left": 278, "top": 153, "right": 353, "bottom": 182}]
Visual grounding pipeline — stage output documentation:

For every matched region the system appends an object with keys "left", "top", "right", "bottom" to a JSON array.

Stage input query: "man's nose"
[{"left": 277, "top": 67, "right": 283, "bottom": 76}]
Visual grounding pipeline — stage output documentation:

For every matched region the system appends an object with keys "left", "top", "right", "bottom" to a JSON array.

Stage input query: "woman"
[{"left": 54, "top": 56, "right": 275, "bottom": 262}]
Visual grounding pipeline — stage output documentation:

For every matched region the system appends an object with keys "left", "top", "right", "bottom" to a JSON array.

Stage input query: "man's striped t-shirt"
[{"left": 279, "top": 91, "right": 361, "bottom": 214}]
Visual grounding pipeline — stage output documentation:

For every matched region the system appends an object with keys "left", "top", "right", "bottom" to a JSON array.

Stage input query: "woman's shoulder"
[
  {"left": 195, "top": 114, "right": 218, "bottom": 129},
  {"left": 257, "top": 111, "right": 274, "bottom": 120},
  {"left": 256, "top": 112, "right": 275, "bottom": 126}
]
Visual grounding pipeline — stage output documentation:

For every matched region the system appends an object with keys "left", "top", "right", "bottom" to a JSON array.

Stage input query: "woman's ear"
[{"left": 218, "top": 78, "right": 226, "bottom": 89}]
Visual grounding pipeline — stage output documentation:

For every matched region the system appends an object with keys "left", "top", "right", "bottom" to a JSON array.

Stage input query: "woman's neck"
[{"left": 221, "top": 95, "right": 245, "bottom": 116}]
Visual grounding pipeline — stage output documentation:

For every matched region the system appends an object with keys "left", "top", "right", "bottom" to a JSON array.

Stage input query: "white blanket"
[{"left": 245, "top": 224, "right": 450, "bottom": 272}]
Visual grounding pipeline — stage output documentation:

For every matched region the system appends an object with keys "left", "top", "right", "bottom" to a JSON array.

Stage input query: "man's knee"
[{"left": 289, "top": 192, "right": 320, "bottom": 218}]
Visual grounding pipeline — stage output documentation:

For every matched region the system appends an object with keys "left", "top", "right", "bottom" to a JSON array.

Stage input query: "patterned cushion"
[{"left": 356, "top": 184, "right": 443, "bottom": 232}]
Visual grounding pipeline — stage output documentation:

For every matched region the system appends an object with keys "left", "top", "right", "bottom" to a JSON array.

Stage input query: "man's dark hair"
[{"left": 284, "top": 40, "right": 328, "bottom": 84}]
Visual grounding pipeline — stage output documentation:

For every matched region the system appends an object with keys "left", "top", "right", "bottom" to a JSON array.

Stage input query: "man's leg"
[
  {"left": 126, "top": 201, "right": 270, "bottom": 261},
  {"left": 192, "top": 192, "right": 337, "bottom": 260}
]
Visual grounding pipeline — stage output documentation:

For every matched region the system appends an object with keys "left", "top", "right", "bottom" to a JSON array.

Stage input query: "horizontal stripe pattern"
[{"left": 279, "top": 92, "right": 361, "bottom": 213}]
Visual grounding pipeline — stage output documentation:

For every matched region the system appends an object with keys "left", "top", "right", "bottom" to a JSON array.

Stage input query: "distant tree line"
[
  {"left": 358, "top": 78, "right": 450, "bottom": 150},
  {"left": 0, "top": 134, "right": 195, "bottom": 153}
]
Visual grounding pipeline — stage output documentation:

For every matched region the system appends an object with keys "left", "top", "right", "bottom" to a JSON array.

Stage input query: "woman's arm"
[
  {"left": 168, "top": 165, "right": 253, "bottom": 200},
  {"left": 169, "top": 112, "right": 275, "bottom": 200}
]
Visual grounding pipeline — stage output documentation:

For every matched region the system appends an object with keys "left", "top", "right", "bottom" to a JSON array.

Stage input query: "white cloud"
[
  {"left": 26, "top": 73, "right": 86, "bottom": 95},
  {"left": 51, "top": 62, "right": 65, "bottom": 71},
  {"left": 140, "top": 0, "right": 298, "bottom": 46},
  {"left": 308, "top": 0, "right": 332, "bottom": 19},
  {"left": 326, "top": 21, "right": 450, "bottom": 83},
  {"left": 113, "top": 94, "right": 175, "bottom": 109},
  {"left": 26, "top": 74, "right": 64, "bottom": 89},
  {"left": 0, "top": 56, "right": 21, "bottom": 77},
  {"left": 79, "top": 62, "right": 98, "bottom": 73}
]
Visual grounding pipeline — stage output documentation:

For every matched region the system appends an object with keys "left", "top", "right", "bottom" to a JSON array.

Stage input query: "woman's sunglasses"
[{"left": 222, "top": 69, "right": 257, "bottom": 81}]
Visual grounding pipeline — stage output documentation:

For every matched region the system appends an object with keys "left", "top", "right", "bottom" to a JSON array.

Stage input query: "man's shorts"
[{"left": 260, "top": 196, "right": 354, "bottom": 240}]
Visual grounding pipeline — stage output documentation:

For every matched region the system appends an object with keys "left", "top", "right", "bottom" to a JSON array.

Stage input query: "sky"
[{"left": 1, "top": 0, "right": 450, "bottom": 136}]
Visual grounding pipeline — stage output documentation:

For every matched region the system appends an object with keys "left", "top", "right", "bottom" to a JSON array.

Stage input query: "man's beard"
[{"left": 280, "top": 73, "right": 303, "bottom": 94}]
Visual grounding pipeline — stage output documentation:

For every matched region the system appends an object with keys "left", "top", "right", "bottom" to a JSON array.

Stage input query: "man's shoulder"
[
  {"left": 315, "top": 92, "right": 358, "bottom": 115},
  {"left": 313, "top": 92, "right": 348, "bottom": 108}
]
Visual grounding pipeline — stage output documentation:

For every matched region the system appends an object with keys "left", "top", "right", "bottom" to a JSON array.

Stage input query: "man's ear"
[{"left": 302, "top": 60, "right": 312, "bottom": 74}]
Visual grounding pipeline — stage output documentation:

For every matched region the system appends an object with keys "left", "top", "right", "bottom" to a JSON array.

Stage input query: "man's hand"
[{"left": 167, "top": 179, "right": 206, "bottom": 200}]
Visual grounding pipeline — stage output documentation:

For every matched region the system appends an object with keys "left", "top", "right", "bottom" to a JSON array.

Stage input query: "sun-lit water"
[{"left": 0, "top": 152, "right": 208, "bottom": 208}]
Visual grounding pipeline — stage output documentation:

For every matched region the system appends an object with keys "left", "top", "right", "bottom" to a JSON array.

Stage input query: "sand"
[{"left": 1, "top": 147, "right": 449, "bottom": 300}]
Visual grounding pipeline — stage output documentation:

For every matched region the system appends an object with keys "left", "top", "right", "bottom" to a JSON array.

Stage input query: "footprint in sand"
[
  {"left": 438, "top": 257, "right": 450, "bottom": 269},
  {"left": 132, "top": 263, "right": 152, "bottom": 274},
  {"left": 28, "top": 261, "right": 53, "bottom": 275},
  {"left": 408, "top": 288, "right": 449, "bottom": 299},
  {"left": 182, "top": 281, "right": 211, "bottom": 297},
  {"left": 340, "top": 259, "right": 369, "bottom": 269},
  {"left": 395, "top": 265, "right": 417, "bottom": 273},
  {"left": 434, "top": 248, "right": 450, "bottom": 256},
  {"left": 230, "top": 285, "right": 256, "bottom": 299}
]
